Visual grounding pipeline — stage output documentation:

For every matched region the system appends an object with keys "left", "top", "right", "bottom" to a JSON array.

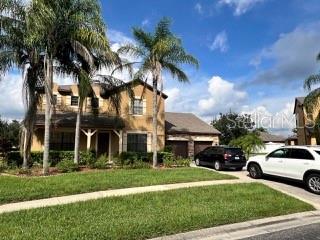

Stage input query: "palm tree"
[
  {"left": 0, "top": 0, "right": 44, "bottom": 169},
  {"left": 304, "top": 55, "right": 320, "bottom": 144},
  {"left": 229, "top": 133, "right": 264, "bottom": 159},
  {"left": 27, "top": 0, "right": 113, "bottom": 174},
  {"left": 118, "top": 18, "right": 199, "bottom": 167}
]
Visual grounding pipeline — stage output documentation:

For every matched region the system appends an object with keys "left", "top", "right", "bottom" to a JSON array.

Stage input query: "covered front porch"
[{"left": 32, "top": 113, "right": 125, "bottom": 161}]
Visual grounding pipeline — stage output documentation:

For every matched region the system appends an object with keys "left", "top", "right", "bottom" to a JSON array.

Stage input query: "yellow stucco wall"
[{"left": 33, "top": 81, "right": 166, "bottom": 152}]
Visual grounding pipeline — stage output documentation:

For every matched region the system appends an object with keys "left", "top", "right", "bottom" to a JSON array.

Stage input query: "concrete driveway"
[{"left": 194, "top": 165, "right": 320, "bottom": 210}]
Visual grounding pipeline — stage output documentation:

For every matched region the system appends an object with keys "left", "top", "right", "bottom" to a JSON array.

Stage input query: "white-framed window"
[
  {"left": 71, "top": 96, "right": 79, "bottom": 106},
  {"left": 133, "top": 99, "right": 143, "bottom": 115}
]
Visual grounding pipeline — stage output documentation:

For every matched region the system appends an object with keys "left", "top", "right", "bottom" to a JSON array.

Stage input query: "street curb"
[{"left": 150, "top": 211, "right": 320, "bottom": 240}]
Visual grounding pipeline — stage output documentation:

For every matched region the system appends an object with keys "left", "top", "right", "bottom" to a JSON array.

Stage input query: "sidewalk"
[
  {"left": 151, "top": 210, "right": 320, "bottom": 240},
  {"left": 0, "top": 178, "right": 250, "bottom": 214}
]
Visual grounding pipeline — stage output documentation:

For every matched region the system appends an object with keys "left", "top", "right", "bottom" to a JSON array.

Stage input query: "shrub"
[
  {"left": 17, "top": 168, "right": 32, "bottom": 175},
  {"left": 56, "top": 160, "right": 79, "bottom": 173},
  {"left": 6, "top": 150, "right": 97, "bottom": 167},
  {"left": 80, "top": 151, "right": 96, "bottom": 166},
  {"left": 163, "top": 152, "right": 191, "bottom": 168},
  {"left": 115, "top": 152, "right": 151, "bottom": 169},
  {"left": 93, "top": 155, "right": 109, "bottom": 169},
  {"left": 122, "top": 160, "right": 151, "bottom": 169},
  {"left": 0, "top": 161, "right": 7, "bottom": 173}
]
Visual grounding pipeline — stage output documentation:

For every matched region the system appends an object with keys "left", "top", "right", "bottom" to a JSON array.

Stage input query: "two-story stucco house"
[
  {"left": 30, "top": 79, "right": 221, "bottom": 159},
  {"left": 294, "top": 96, "right": 317, "bottom": 145},
  {"left": 31, "top": 80, "right": 167, "bottom": 159}
]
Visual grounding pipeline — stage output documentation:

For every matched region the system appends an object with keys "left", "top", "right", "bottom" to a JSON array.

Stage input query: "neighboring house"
[
  {"left": 165, "top": 112, "right": 220, "bottom": 158},
  {"left": 294, "top": 97, "right": 317, "bottom": 145},
  {"left": 256, "top": 131, "right": 286, "bottom": 154},
  {"left": 285, "top": 135, "right": 298, "bottom": 146},
  {"left": 31, "top": 80, "right": 167, "bottom": 160}
]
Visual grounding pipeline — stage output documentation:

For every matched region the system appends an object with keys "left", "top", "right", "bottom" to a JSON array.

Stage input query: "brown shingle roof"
[
  {"left": 258, "top": 131, "right": 286, "bottom": 143},
  {"left": 165, "top": 112, "right": 221, "bottom": 135}
]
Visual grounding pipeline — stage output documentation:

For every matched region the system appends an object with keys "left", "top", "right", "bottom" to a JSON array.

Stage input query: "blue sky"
[{"left": 1, "top": 0, "right": 320, "bottom": 136}]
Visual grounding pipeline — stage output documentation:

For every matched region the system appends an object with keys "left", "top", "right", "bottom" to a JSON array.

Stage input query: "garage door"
[
  {"left": 166, "top": 141, "right": 188, "bottom": 158},
  {"left": 194, "top": 141, "right": 213, "bottom": 155}
]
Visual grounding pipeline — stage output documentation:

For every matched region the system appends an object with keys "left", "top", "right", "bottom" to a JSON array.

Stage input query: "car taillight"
[{"left": 224, "top": 154, "right": 231, "bottom": 160}]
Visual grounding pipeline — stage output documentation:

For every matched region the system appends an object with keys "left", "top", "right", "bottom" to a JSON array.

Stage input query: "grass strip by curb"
[{"left": 0, "top": 183, "right": 314, "bottom": 240}]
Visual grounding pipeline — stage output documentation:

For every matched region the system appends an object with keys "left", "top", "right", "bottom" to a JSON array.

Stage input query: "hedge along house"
[
  {"left": 31, "top": 79, "right": 167, "bottom": 161},
  {"left": 165, "top": 112, "right": 221, "bottom": 158}
]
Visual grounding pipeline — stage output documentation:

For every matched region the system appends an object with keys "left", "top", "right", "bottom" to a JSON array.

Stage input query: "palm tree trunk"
[
  {"left": 43, "top": 56, "right": 53, "bottom": 175},
  {"left": 152, "top": 78, "right": 158, "bottom": 168},
  {"left": 74, "top": 102, "right": 83, "bottom": 164},
  {"left": 22, "top": 127, "right": 28, "bottom": 169},
  {"left": 22, "top": 125, "right": 33, "bottom": 169}
]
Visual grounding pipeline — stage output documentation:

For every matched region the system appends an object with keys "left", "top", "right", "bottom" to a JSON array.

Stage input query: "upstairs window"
[
  {"left": 53, "top": 95, "right": 57, "bottom": 105},
  {"left": 132, "top": 99, "right": 143, "bottom": 115},
  {"left": 91, "top": 98, "right": 99, "bottom": 108},
  {"left": 71, "top": 96, "right": 79, "bottom": 106}
]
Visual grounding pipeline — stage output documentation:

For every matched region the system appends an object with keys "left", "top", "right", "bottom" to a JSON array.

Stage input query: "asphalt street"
[{"left": 242, "top": 223, "right": 320, "bottom": 240}]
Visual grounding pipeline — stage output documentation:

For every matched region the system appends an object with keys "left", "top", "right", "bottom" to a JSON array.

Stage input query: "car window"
[
  {"left": 225, "top": 148, "right": 243, "bottom": 155},
  {"left": 289, "top": 149, "right": 314, "bottom": 160},
  {"left": 203, "top": 147, "right": 215, "bottom": 154},
  {"left": 268, "top": 148, "right": 290, "bottom": 158}
]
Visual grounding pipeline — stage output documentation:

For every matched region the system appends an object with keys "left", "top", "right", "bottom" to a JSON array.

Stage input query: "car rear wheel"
[
  {"left": 214, "top": 160, "right": 222, "bottom": 171},
  {"left": 306, "top": 174, "right": 320, "bottom": 195},
  {"left": 248, "top": 163, "right": 262, "bottom": 179},
  {"left": 195, "top": 158, "right": 200, "bottom": 166}
]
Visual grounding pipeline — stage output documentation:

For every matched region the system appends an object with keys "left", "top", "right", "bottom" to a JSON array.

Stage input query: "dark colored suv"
[{"left": 194, "top": 146, "right": 246, "bottom": 171}]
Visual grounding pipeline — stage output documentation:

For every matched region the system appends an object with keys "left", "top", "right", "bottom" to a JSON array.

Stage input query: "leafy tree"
[
  {"left": 27, "top": 0, "right": 114, "bottom": 173},
  {"left": 229, "top": 133, "right": 264, "bottom": 159},
  {"left": 211, "top": 112, "right": 255, "bottom": 145},
  {"left": 119, "top": 18, "right": 199, "bottom": 167},
  {"left": 0, "top": 117, "right": 21, "bottom": 156},
  {"left": 254, "top": 127, "right": 268, "bottom": 133},
  {"left": 0, "top": 0, "right": 43, "bottom": 169}
]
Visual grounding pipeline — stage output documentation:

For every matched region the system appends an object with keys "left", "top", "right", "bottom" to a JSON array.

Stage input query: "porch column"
[
  {"left": 113, "top": 130, "right": 123, "bottom": 154},
  {"left": 81, "top": 129, "right": 97, "bottom": 151},
  {"left": 109, "top": 132, "right": 112, "bottom": 163}
]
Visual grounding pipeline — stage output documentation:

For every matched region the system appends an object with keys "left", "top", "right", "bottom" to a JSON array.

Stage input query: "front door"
[{"left": 97, "top": 132, "right": 109, "bottom": 156}]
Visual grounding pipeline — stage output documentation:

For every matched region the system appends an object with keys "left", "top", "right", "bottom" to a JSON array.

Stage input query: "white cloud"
[
  {"left": 141, "top": 19, "right": 150, "bottom": 27},
  {"left": 251, "top": 22, "right": 320, "bottom": 85},
  {"left": 0, "top": 73, "right": 24, "bottom": 120},
  {"left": 194, "top": 3, "right": 203, "bottom": 14},
  {"left": 210, "top": 31, "right": 229, "bottom": 52},
  {"left": 218, "top": 0, "right": 266, "bottom": 16},
  {"left": 198, "top": 76, "right": 247, "bottom": 114},
  {"left": 107, "top": 29, "right": 134, "bottom": 45},
  {"left": 164, "top": 88, "right": 181, "bottom": 112},
  {"left": 241, "top": 103, "right": 295, "bottom": 136}
]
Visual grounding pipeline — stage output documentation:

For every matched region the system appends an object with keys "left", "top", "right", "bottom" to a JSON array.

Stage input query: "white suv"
[{"left": 247, "top": 146, "right": 320, "bottom": 194}]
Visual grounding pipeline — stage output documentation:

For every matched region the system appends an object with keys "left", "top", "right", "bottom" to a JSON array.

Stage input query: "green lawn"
[
  {"left": 0, "top": 183, "right": 313, "bottom": 240},
  {"left": 0, "top": 168, "right": 235, "bottom": 204}
]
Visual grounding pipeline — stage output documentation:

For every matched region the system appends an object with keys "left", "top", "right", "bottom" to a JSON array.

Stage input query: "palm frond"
[
  {"left": 304, "top": 74, "right": 320, "bottom": 91},
  {"left": 162, "top": 62, "right": 189, "bottom": 82},
  {"left": 155, "top": 17, "right": 172, "bottom": 41},
  {"left": 304, "top": 88, "right": 320, "bottom": 116},
  {"left": 71, "top": 40, "right": 94, "bottom": 68},
  {"left": 132, "top": 27, "right": 154, "bottom": 49}
]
